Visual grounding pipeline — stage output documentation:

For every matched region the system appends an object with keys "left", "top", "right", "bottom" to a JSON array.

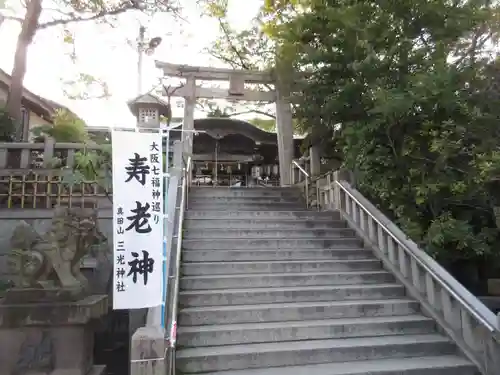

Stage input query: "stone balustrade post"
[
  {"left": 130, "top": 326, "right": 166, "bottom": 375},
  {"left": 309, "top": 145, "right": 321, "bottom": 177},
  {"left": 43, "top": 137, "right": 55, "bottom": 167}
]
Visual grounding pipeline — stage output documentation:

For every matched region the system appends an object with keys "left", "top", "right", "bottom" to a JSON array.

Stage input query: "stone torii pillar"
[
  {"left": 182, "top": 77, "right": 196, "bottom": 156},
  {"left": 276, "top": 89, "right": 294, "bottom": 186}
]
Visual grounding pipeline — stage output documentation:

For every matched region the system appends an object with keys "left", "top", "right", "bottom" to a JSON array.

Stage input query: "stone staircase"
[{"left": 176, "top": 187, "right": 479, "bottom": 375}]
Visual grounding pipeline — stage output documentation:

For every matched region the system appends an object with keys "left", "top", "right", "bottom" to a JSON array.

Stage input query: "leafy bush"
[
  {"left": 31, "top": 108, "right": 88, "bottom": 143},
  {"left": 61, "top": 144, "right": 112, "bottom": 197}
]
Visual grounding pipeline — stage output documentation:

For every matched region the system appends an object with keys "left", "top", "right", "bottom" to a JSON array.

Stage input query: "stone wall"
[{"left": 0, "top": 209, "right": 113, "bottom": 295}]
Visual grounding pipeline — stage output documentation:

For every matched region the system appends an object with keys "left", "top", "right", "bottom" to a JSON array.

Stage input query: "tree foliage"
[
  {"left": 27, "top": 108, "right": 111, "bottom": 194},
  {"left": 201, "top": 0, "right": 275, "bottom": 71},
  {"left": 202, "top": 0, "right": 309, "bottom": 136},
  {"left": 31, "top": 108, "right": 89, "bottom": 143},
  {"left": 263, "top": 0, "right": 500, "bottom": 278},
  {"left": 200, "top": 0, "right": 284, "bottom": 129},
  {"left": 63, "top": 143, "right": 112, "bottom": 192}
]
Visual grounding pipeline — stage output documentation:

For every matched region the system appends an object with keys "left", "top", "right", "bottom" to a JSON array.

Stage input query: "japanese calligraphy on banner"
[{"left": 112, "top": 130, "right": 164, "bottom": 310}]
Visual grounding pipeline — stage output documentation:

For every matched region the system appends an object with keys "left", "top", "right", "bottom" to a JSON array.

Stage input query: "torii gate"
[{"left": 155, "top": 61, "right": 295, "bottom": 186}]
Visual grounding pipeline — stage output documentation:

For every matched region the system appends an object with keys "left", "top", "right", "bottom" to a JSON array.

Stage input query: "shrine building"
[{"left": 127, "top": 93, "right": 304, "bottom": 187}]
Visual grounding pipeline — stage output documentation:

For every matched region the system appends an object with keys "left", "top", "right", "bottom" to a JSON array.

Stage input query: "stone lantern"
[{"left": 127, "top": 93, "right": 172, "bottom": 129}]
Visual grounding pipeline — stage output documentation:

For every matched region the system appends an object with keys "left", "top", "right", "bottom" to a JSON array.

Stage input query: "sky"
[{"left": 0, "top": 0, "right": 263, "bottom": 128}]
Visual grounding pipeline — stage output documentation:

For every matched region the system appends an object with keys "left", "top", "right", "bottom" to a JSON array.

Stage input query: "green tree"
[
  {"left": 1, "top": 0, "right": 179, "bottom": 140},
  {"left": 265, "top": 0, "right": 500, "bottom": 284},
  {"left": 201, "top": 0, "right": 284, "bottom": 129},
  {"left": 29, "top": 109, "right": 112, "bottom": 188},
  {"left": 202, "top": 1, "right": 314, "bottom": 136},
  {"left": 201, "top": 0, "right": 275, "bottom": 71},
  {"left": 31, "top": 108, "right": 88, "bottom": 143}
]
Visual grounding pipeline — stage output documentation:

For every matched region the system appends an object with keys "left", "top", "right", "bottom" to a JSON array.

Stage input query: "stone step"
[
  {"left": 179, "top": 298, "right": 421, "bottom": 326},
  {"left": 180, "top": 271, "right": 395, "bottom": 290},
  {"left": 191, "top": 356, "right": 477, "bottom": 375},
  {"left": 181, "top": 248, "right": 373, "bottom": 262},
  {"left": 184, "top": 228, "right": 355, "bottom": 239},
  {"left": 181, "top": 259, "right": 381, "bottom": 276},
  {"left": 176, "top": 334, "right": 456, "bottom": 373},
  {"left": 177, "top": 315, "right": 436, "bottom": 347},
  {"left": 179, "top": 284, "right": 405, "bottom": 307},
  {"left": 189, "top": 197, "right": 303, "bottom": 204},
  {"left": 189, "top": 187, "right": 301, "bottom": 198},
  {"left": 187, "top": 203, "right": 305, "bottom": 211},
  {"left": 184, "top": 219, "right": 346, "bottom": 230},
  {"left": 185, "top": 210, "right": 341, "bottom": 220},
  {"left": 182, "top": 238, "right": 363, "bottom": 250}
]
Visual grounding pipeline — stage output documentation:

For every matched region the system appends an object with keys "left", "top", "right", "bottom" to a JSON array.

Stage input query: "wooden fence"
[{"left": 0, "top": 140, "right": 109, "bottom": 209}]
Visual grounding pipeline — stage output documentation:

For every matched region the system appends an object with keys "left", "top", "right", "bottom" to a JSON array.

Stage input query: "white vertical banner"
[{"left": 112, "top": 130, "right": 164, "bottom": 310}]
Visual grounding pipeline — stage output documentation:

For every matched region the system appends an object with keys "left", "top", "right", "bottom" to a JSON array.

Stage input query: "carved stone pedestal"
[{"left": 0, "top": 290, "right": 108, "bottom": 375}]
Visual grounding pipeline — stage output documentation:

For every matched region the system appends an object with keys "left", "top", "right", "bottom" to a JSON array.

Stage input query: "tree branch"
[
  {"left": 217, "top": 18, "right": 251, "bottom": 70},
  {"left": 208, "top": 49, "right": 241, "bottom": 68},
  {"left": 1, "top": 15, "right": 24, "bottom": 23},
  {"left": 455, "top": 30, "right": 493, "bottom": 65},
  {"left": 214, "top": 17, "right": 276, "bottom": 92},
  {"left": 0, "top": 2, "right": 136, "bottom": 28},
  {"left": 37, "top": 4, "right": 136, "bottom": 30},
  {"left": 227, "top": 109, "right": 276, "bottom": 119}
]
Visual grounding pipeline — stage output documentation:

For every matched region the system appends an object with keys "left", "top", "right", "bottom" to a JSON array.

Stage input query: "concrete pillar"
[
  {"left": 276, "top": 89, "right": 294, "bottom": 186},
  {"left": 310, "top": 145, "right": 321, "bottom": 177},
  {"left": 182, "top": 77, "right": 196, "bottom": 156}
]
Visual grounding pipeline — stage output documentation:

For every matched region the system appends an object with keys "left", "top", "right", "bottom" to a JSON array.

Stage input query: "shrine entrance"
[
  {"left": 168, "top": 117, "right": 303, "bottom": 187},
  {"left": 155, "top": 62, "right": 296, "bottom": 186}
]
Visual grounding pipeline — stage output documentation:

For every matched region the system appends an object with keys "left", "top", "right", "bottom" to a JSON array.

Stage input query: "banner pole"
[{"left": 161, "top": 128, "right": 170, "bottom": 328}]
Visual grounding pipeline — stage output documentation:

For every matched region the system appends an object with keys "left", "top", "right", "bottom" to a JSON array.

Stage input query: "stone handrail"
[
  {"left": 290, "top": 157, "right": 309, "bottom": 185},
  {"left": 293, "top": 167, "right": 355, "bottom": 211},
  {"left": 331, "top": 178, "right": 500, "bottom": 375}
]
